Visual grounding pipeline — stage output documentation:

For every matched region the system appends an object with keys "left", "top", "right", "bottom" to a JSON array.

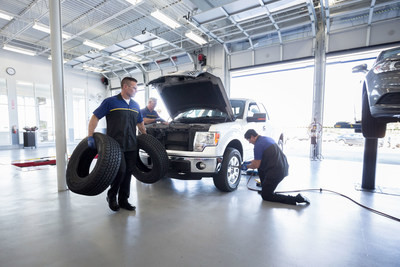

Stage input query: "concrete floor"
[{"left": 0, "top": 146, "right": 399, "bottom": 267}]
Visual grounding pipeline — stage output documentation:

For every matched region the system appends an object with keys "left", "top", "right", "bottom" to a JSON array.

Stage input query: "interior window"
[{"left": 248, "top": 103, "right": 260, "bottom": 117}]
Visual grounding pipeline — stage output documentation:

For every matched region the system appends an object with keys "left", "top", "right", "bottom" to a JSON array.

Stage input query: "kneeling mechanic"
[{"left": 243, "top": 129, "right": 310, "bottom": 205}]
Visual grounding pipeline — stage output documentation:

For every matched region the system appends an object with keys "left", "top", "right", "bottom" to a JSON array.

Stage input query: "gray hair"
[{"left": 148, "top": 97, "right": 157, "bottom": 103}]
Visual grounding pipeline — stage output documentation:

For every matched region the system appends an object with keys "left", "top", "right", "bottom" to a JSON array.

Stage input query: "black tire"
[
  {"left": 213, "top": 147, "right": 242, "bottom": 192},
  {"left": 66, "top": 133, "right": 121, "bottom": 196},
  {"left": 132, "top": 134, "right": 169, "bottom": 184},
  {"left": 362, "top": 87, "right": 386, "bottom": 138}
]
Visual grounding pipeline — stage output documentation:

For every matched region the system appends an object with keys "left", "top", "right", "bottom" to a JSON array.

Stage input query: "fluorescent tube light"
[
  {"left": 117, "top": 52, "right": 141, "bottom": 62},
  {"left": 3, "top": 44, "right": 36, "bottom": 56},
  {"left": 32, "top": 22, "right": 72, "bottom": 39},
  {"left": 48, "top": 56, "right": 67, "bottom": 63},
  {"left": 61, "top": 31, "right": 72, "bottom": 39},
  {"left": 82, "top": 65, "right": 104, "bottom": 73},
  {"left": 0, "top": 10, "right": 13, "bottom": 21},
  {"left": 33, "top": 22, "right": 50, "bottom": 34},
  {"left": 185, "top": 31, "right": 207, "bottom": 45},
  {"left": 151, "top": 10, "right": 181, "bottom": 29},
  {"left": 126, "top": 0, "right": 143, "bottom": 5},
  {"left": 83, "top": 40, "right": 106, "bottom": 50}
]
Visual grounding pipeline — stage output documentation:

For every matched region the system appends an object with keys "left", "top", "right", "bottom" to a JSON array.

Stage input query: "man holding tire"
[{"left": 88, "top": 77, "right": 146, "bottom": 212}]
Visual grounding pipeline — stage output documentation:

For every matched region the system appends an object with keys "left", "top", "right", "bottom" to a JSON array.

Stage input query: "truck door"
[
  {"left": 242, "top": 102, "right": 274, "bottom": 161},
  {"left": 246, "top": 102, "right": 273, "bottom": 137}
]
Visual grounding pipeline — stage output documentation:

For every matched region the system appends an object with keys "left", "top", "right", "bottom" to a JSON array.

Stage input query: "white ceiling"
[{"left": 0, "top": 0, "right": 399, "bottom": 77}]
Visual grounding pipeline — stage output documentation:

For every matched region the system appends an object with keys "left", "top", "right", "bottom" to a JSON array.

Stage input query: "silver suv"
[{"left": 352, "top": 46, "right": 400, "bottom": 138}]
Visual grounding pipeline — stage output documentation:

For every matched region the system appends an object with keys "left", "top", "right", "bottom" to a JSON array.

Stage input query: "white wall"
[{"left": 0, "top": 49, "right": 106, "bottom": 147}]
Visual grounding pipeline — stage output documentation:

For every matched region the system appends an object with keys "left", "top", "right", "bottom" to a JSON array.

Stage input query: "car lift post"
[{"left": 362, "top": 138, "right": 378, "bottom": 190}]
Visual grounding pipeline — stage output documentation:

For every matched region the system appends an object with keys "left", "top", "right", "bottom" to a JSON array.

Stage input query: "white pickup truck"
[{"left": 143, "top": 72, "right": 283, "bottom": 192}]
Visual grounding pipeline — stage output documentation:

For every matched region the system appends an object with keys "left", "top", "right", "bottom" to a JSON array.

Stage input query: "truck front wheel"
[{"left": 213, "top": 147, "right": 242, "bottom": 192}]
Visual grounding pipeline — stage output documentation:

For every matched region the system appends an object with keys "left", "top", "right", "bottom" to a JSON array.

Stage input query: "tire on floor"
[
  {"left": 132, "top": 134, "right": 169, "bottom": 184},
  {"left": 66, "top": 133, "right": 121, "bottom": 196}
]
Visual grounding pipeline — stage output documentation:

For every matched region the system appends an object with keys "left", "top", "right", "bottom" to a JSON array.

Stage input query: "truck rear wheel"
[{"left": 213, "top": 147, "right": 242, "bottom": 192}]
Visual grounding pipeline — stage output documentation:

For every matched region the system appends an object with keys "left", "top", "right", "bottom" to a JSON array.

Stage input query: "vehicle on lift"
[
  {"left": 352, "top": 46, "right": 400, "bottom": 138},
  {"left": 142, "top": 71, "right": 284, "bottom": 192}
]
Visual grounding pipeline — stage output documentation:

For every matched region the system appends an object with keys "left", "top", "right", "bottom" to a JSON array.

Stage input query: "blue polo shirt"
[
  {"left": 140, "top": 106, "right": 165, "bottom": 122},
  {"left": 254, "top": 136, "right": 275, "bottom": 160},
  {"left": 93, "top": 94, "right": 143, "bottom": 151}
]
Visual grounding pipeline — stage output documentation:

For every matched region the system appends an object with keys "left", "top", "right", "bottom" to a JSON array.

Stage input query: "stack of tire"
[{"left": 66, "top": 133, "right": 168, "bottom": 196}]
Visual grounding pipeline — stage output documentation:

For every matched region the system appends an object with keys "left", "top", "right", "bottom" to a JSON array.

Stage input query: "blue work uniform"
[
  {"left": 93, "top": 93, "right": 143, "bottom": 201},
  {"left": 140, "top": 107, "right": 165, "bottom": 123},
  {"left": 94, "top": 93, "right": 143, "bottom": 151},
  {"left": 254, "top": 136, "right": 296, "bottom": 205}
]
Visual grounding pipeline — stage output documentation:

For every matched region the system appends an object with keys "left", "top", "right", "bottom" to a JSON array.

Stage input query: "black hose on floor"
[{"left": 245, "top": 175, "right": 400, "bottom": 223}]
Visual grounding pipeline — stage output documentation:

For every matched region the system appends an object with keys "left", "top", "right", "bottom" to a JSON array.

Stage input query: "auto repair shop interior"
[{"left": 0, "top": 0, "right": 399, "bottom": 266}]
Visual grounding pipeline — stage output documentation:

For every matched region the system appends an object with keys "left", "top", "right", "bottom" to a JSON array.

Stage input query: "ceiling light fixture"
[
  {"left": 117, "top": 52, "right": 142, "bottom": 62},
  {"left": 48, "top": 56, "right": 67, "bottom": 63},
  {"left": 185, "top": 31, "right": 207, "bottom": 45},
  {"left": 83, "top": 40, "right": 106, "bottom": 50},
  {"left": 126, "top": 0, "right": 143, "bottom": 5},
  {"left": 151, "top": 10, "right": 181, "bottom": 29},
  {"left": 82, "top": 65, "right": 104, "bottom": 73},
  {"left": 0, "top": 10, "right": 13, "bottom": 21},
  {"left": 3, "top": 44, "right": 36, "bottom": 56},
  {"left": 32, "top": 22, "right": 72, "bottom": 39}
]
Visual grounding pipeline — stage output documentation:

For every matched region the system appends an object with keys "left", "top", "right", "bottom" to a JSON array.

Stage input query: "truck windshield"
[{"left": 175, "top": 109, "right": 227, "bottom": 119}]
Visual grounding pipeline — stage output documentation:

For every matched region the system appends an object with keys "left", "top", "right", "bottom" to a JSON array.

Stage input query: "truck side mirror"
[
  {"left": 352, "top": 64, "right": 368, "bottom": 73},
  {"left": 247, "top": 113, "right": 266, "bottom": 122}
]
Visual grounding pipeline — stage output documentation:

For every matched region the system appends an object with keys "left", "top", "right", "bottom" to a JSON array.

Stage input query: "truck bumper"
[{"left": 167, "top": 156, "right": 221, "bottom": 179}]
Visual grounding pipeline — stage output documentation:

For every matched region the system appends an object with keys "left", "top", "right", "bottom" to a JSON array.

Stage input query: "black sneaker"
[
  {"left": 295, "top": 194, "right": 310, "bottom": 205},
  {"left": 106, "top": 196, "right": 120, "bottom": 211},
  {"left": 119, "top": 200, "right": 136, "bottom": 211}
]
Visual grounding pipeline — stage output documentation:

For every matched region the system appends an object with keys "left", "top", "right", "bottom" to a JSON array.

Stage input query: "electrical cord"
[{"left": 245, "top": 174, "right": 400, "bottom": 223}]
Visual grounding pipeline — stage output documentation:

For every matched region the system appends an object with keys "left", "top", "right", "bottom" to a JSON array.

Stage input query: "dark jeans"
[
  {"left": 258, "top": 144, "right": 296, "bottom": 205},
  {"left": 259, "top": 175, "right": 297, "bottom": 205},
  {"left": 107, "top": 150, "right": 137, "bottom": 201}
]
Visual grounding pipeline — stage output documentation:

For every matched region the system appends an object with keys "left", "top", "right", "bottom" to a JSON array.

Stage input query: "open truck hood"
[{"left": 148, "top": 71, "right": 235, "bottom": 121}]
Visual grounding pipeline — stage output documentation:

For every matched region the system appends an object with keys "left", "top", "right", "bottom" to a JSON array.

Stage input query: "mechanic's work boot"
[
  {"left": 119, "top": 200, "right": 136, "bottom": 211},
  {"left": 295, "top": 194, "right": 310, "bottom": 205},
  {"left": 107, "top": 196, "right": 120, "bottom": 211}
]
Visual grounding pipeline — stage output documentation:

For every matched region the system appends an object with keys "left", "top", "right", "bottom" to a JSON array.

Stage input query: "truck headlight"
[{"left": 194, "top": 132, "right": 220, "bottom": 152}]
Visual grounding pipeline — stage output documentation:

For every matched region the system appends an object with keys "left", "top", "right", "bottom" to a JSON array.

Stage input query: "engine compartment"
[{"left": 145, "top": 122, "right": 211, "bottom": 151}]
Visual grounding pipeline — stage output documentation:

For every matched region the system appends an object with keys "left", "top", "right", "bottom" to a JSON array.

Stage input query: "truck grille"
[
  {"left": 165, "top": 131, "right": 193, "bottom": 151},
  {"left": 145, "top": 123, "right": 211, "bottom": 152}
]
